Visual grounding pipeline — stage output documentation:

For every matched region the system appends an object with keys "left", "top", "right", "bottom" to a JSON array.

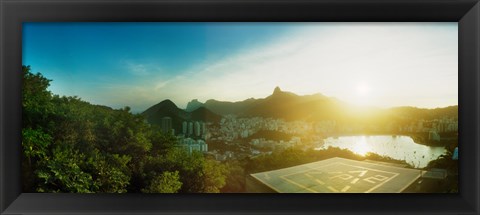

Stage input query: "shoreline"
[{"left": 323, "top": 132, "right": 457, "bottom": 148}]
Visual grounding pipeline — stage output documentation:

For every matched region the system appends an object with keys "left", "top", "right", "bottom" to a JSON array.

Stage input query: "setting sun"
[{"left": 356, "top": 83, "right": 371, "bottom": 96}]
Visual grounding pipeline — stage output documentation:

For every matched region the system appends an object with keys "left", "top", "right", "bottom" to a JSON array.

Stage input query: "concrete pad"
[{"left": 250, "top": 157, "right": 422, "bottom": 193}]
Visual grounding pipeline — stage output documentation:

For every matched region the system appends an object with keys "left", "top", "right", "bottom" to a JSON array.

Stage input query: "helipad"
[{"left": 248, "top": 157, "right": 422, "bottom": 193}]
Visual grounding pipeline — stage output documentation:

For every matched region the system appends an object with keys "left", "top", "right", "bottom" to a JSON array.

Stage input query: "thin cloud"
[
  {"left": 124, "top": 61, "right": 166, "bottom": 76},
  {"left": 95, "top": 23, "right": 457, "bottom": 112},
  {"left": 153, "top": 23, "right": 457, "bottom": 109}
]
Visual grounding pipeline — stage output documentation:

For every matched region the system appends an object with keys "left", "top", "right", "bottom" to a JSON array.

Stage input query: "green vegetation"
[
  {"left": 22, "top": 65, "right": 228, "bottom": 193},
  {"left": 141, "top": 171, "right": 182, "bottom": 193}
]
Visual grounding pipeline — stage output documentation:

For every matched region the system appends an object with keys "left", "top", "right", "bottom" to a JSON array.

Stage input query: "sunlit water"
[{"left": 314, "top": 135, "right": 447, "bottom": 168}]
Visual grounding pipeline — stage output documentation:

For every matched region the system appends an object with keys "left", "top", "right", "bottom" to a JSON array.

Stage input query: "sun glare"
[
  {"left": 347, "top": 82, "right": 374, "bottom": 107},
  {"left": 352, "top": 136, "right": 370, "bottom": 156},
  {"left": 356, "top": 83, "right": 371, "bottom": 96}
]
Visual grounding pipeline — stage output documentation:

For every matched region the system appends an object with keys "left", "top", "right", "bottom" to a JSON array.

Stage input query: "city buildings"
[
  {"left": 205, "top": 115, "right": 458, "bottom": 161},
  {"left": 178, "top": 137, "right": 208, "bottom": 154},
  {"left": 177, "top": 120, "right": 209, "bottom": 154}
]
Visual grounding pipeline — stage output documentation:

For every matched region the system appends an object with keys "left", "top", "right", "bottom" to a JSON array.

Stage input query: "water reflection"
[
  {"left": 352, "top": 136, "right": 369, "bottom": 156},
  {"left": 315, "top": 135, "right": 447, "bottom": 168}
]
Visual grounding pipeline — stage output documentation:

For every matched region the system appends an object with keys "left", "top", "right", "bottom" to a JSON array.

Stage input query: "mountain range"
[{"left": 142, "top": 87, "right": 458, "bottom": 130}]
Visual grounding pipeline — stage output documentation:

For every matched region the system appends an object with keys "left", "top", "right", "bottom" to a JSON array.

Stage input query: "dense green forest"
[{"left": 22, "top": 65, "right": 228, "bottom": 193}]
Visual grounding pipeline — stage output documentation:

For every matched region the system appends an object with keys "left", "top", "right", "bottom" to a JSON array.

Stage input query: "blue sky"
[{"left": 23, "top": 22, "right": 458, "bottom": 113}]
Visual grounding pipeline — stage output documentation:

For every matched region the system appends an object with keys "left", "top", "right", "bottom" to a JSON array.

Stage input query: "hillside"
[
  {"left": 145, "top": 87, "right": 458, "bottom": 129},
  {"left": 241, "top": 87, "right": 346, "bottom": 121},
  {"left": 142, "top": 100, "right": 221, "bottom": 133}
]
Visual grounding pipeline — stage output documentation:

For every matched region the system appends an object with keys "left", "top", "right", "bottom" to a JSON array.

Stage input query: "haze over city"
[{"left": 23, "top": 22, "right": 458, "bottom": 112}]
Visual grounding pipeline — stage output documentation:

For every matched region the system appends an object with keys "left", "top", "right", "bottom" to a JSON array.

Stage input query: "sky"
[{"left": 23, "top": 22, "right": 458, "bottom": 113}]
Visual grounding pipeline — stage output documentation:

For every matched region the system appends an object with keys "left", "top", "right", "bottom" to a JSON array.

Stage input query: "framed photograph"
[{"left": 1, "top": 0, "right": 479, "bottom": 214}]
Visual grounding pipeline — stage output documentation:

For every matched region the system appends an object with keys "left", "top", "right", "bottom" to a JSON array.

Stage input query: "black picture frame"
[{"left": 1, "top": 0, "right": 479, "bottom": 214}]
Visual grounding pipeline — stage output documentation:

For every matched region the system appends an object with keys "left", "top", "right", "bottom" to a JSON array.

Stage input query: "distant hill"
[
  {"left": 183, "top": 87, "right": 347, "bottom": 121},
  {"left": 191, "top": 106, "right": 222, "bottom": 122},
  {"left": 143, "top": 99, "right": 188, "bottom": 120},
  {"left": 203, "top": 98, "right": 258, "bottom": 116},
  {"left": 145, "top": 87, "right": 458, "bottom": 130},
  {"left": 185, "top": 99, "right": 204, "bottom": 112},
  {"left": 142, "top": 100, "right": 187, "bottom": 133},
  {"left": 387, "top": 106, "right": 458, "bottom": 121},
  {"left": 142, "top": 100, "right": 221, "bottom": 133},
  {"left": 241, "top": 86, "right": 345, "bottom": 121}
]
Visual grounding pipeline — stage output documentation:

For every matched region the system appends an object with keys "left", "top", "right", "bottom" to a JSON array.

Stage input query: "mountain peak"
[
  {"left": 273, "top": 86, "right": 282, "bottom": 94},
  {"left": 142, "top": 99, "right": 178, "bottom": 116},
  {"left": 186, "top": 99, "right": 204, "bottom": 112},
  {"left": 159, "top": 99, "right": 177, "bottom": 107}
]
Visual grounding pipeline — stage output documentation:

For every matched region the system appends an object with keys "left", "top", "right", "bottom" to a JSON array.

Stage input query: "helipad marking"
[
  {"left": 364, "top": 175, "right": 389, "bottom": 183},
  {"left": 338, "top": 163, "right": 400, "bottom": 176},
  {"left": 349, "top": 170, "right": 367, "bottom": 177},
  {"left": 327, "top": 186, "right": 339, "bottom": 192},
  {"left": 341, "top": 185, "right": 351, "bottom": 192},
  {"left": 278, "top": 162, "right": 339, "bottom": 192},
  {"left": 305, "top": 171, "right": 323, "bottom": 179},
  {"left": 251, "top": 158, "right": 421, "bottom": 193},
  {"left": 330, "top": 174, "right": 353, "bottom": 180},
  {"left": 351, "top": 178, "right": 360, "bottom": 184},
  {"left": 365, "top": 174, "right": 398, "bottom": 193},
  {"left": 397, "top": 171, "right": 422, "bottom": 193},
  {"left": 279, "top": 175, "right": 319, "bottom": 193},
  {"left": 277, "top": 161, "right": 401, "bottom": 193},
  {"left": 280, "top": 162, "right": 339, "bottom": 178},
  {"left": 334, "top": 163, "right": 400, "bottom": 193},
  {"left": 264, "top": 173, "right": 271, "bottom": 180}
]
